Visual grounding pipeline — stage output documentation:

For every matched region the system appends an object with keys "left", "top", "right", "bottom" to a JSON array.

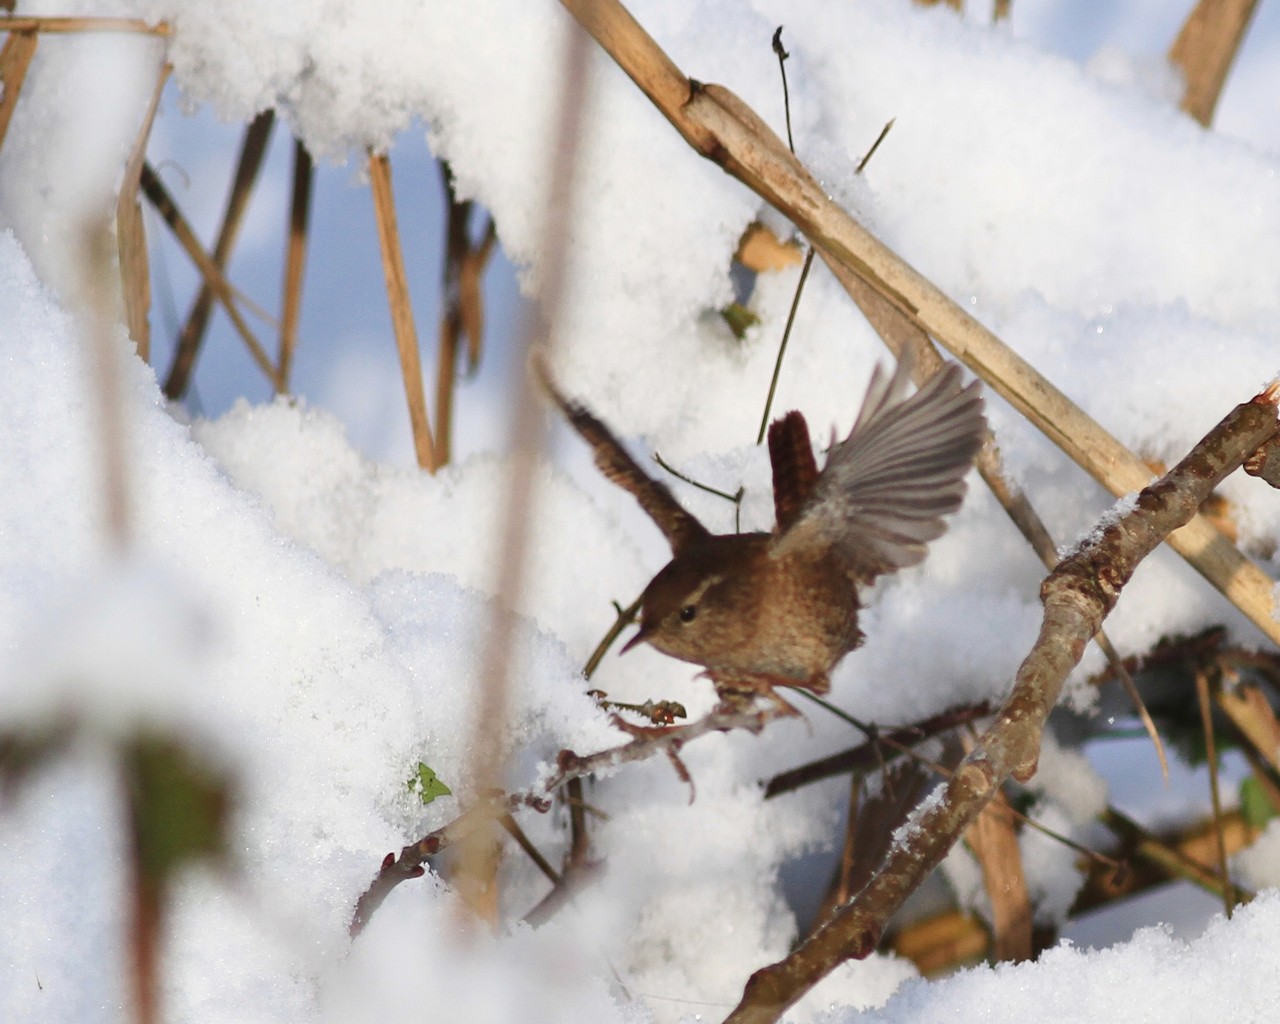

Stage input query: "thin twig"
[
  {"left": 652, "top": 451, "right": 744, "bottom": 508},
  {"left": 755, "top": 248, "right": 813, "bottom": 444},
  {"left": 770, "top": 27, "right": 793, "bottom": 154},
  {"left": 498, "top": 813, "right": 561, "bottom": 884},
  {"left": 583, "top": 597, "right": 641, "bottom": 680},
  {"left": 854, "top": 118, "right": 895, "bottom": 175},
  {"left": 368, "top": 151, "right": 439, "bottom": 473}
]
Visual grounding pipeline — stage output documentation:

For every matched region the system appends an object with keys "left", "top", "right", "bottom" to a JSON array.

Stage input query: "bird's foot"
[
  {"left": 605, "top": 710, "right": 684, "bottom": 742},
  {"left": 706, "top": 673, "right": 804, "bottom": 729}
]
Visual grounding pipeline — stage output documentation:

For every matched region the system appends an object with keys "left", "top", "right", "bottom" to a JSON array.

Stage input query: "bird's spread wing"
[
  {"left": 772, "top": 353, "right": 985, "bottom": 580},
  {"left": 538, "top": 365, "right": 710, "bottom": 555}
]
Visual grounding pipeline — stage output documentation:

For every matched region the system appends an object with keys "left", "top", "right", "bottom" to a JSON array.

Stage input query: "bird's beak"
[{"left": 619, "top": 626, "right": 649, "bottom": 655}]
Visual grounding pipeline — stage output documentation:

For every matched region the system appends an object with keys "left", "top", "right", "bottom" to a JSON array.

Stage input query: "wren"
[{"left": 542, "top": 354, "right": 985, "bottom": 700}]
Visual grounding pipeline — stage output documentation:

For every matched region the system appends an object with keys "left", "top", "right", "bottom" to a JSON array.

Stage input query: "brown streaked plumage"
[{"left": 542, "top": 354, "right": 985, "bottom": 699}]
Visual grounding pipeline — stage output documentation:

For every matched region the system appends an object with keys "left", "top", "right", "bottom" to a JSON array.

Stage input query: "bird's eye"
[{"left": 679, "top": 605, "right": 697, "bottom": 623}]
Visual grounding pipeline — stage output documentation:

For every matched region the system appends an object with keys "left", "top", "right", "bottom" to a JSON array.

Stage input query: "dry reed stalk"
[
  {"left": 1195, "top": 668, "right": 1236, "bottom": 917},
  {"left": 560, "top": 0, "right": 1280, "bottom": 650},
  {"left": 367, "top": 151, "right": 438, "bottom": 472},
  {"left": 276, "top": 137, "right": 312, "bottom": 392},
  {"left": 723, "top": 389, "right": 1278, "bottom": 1022},
  {"left": 1170, "top": 0, "right": 1260, "bottom": 126},
  {"left": 139, "top": 164, "right": 279, "bottom": 386},
  {"left": 0, "top": 15, "right": 168, "bottom": 34},
  {"left": 164, "top": 110, "right": 276, "bottom": 398},
  {"left": 117, "top": 63, "right": 170, "bottom": 362},
  {"left": 0, "top": 29, "right": 37, "bottom": 151}
]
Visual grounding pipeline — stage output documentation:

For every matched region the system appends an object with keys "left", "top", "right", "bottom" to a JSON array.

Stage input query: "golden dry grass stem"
[
  {"left": 0, "top": 29, "right": 36, "bottom": 151},
  {"left": 367, "top": 151, "right": 439, "bottom": 473},
  {"left": 163, "top": 110, "right": 276, "bottom": 399},
  {"left": 117, "top": 63, "right": 170, "bottom": 363},
  {"left": 1194, "top": 669, "right": 1236, "bottom": 917},
  {"left": 722, "top": 390, "right": 1278, "bottom": 1022},
  {"left": 0, "top": 15, "right": 169, "bottom": 34},
  {"left": 139, "top": 164, "right": 280, "bottom": 387},
  {"left": 451, "top": 23, "right": 593, "bottom": 925},
  {"left": 276, "top": 138, "right": 313, "bottom": 393},
  {"left": 559, "top": 0, "right": 1280, "bottom": 652},
  {"left": 1170, "top": 0, "right": 1260, "bottom": 126}
]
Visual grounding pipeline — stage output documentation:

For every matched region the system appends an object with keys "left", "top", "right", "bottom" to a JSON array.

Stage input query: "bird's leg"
[{"left": 707, "top": 672, "right": 803, "bottom": 726}]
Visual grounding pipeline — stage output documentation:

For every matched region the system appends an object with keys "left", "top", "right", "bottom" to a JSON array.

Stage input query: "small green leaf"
[
  {"left": 407, "top": 762, "right": 452, "bottom": 806},
  {"left": 720, "top": 302, "right": 760, "bottom": 340},
  {"left": 125, "top": 734, "right": 232, "bottom": 887},
  {"left": 1240, "top": 776, "right": 1279, "bottom": 829}
]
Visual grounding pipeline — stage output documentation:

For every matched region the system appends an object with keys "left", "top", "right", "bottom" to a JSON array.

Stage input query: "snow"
[
  {"left": 1, "top": 1, "right": 1279, "bottom": 1023},
  {"left": 823, "top": 890, "right": 1280, "bottom": 1024}
]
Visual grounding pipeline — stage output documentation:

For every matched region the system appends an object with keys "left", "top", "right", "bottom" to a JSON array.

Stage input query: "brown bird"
[{"left": 542, "top": 355, "right": 985, "bottom": 702}]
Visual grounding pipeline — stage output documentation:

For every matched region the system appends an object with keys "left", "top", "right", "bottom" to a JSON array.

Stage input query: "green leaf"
[
  {"left": 124, "top": 734, "right": 231, "bottom": 888},
  {"left": 407, "top": 762, "right": 452, "bottom": 806},
  {"left": 1240, "top": 776, "right": 1279, "bottom": 829},
  {"left": 720, "top": 302, "right": 760, "bottom": 340}
]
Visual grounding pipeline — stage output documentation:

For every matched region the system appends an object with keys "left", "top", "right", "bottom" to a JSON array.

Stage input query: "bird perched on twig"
[{"left": 540, "top": 355, "right": 985, "bottom": 704}]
